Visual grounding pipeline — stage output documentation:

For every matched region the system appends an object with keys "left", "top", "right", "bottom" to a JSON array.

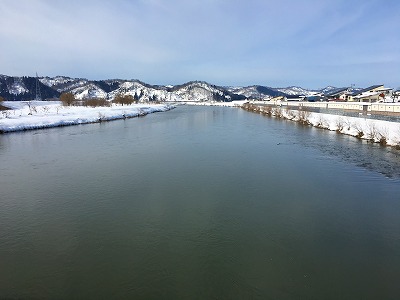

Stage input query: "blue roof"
[
  {"left": 352, "top": 85, "right": 384, "bottom": 96},
  {"left": 286, "top": 95, "right": 305, "bottom": 98},
  {"left": 325, "top": 87, "right": 349, "bottom": 96}
]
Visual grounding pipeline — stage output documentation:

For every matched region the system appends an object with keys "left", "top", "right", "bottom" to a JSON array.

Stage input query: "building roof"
[
  {"left": 286, "top": 95, "right": 305, "bottom": 99},
  {"left": 305, "top": 95, "right": 321, "bottom": 101},
  {"left": 325, "top": 87, "right": 349, "bottom": 97},
  {"left": 353, "top": 91, "right": 380, "bottom": 99},
  {"left": 352, "top": 85, "right": 384, "bottom": 96}
]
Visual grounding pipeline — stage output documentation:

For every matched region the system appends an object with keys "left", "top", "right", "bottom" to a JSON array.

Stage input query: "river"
[{"left": 1, "top": 105, "right": 399, "bottom": 299}]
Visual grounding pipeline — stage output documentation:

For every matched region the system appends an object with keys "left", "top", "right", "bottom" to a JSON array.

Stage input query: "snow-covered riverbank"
[
  {"left": 0, "top": 101, "right": 174, "bottom": 133},
  {"left": 2, "top": 100, "right": 400, "bottom": 149},
  {"left": 183, "top": 100, "right": 246, "bottom": 107},
  {"left": 242, "top": 104, "right": 400, "bottom": 148}
]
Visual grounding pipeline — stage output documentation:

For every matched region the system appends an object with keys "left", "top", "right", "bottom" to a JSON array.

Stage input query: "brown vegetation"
[
  {"left": 273, "top": 107, "right": 283, "bottom": 118},
  {"left": 60, "top": 92, "right": 75, "bottom": 106},
  {"left": 335, "top": 117, "right": 344, "bottom": 133},
  {"left": 113, "top": 94, "right": 135, "bottom": 106},
  {"left": 354, "top": 123, "right": 364, "bottom": 139},
  {"left": 315, "top": 115, "right": 328, "bottom": 129},
  {"left": 297, "top": 109, "right": 311, "bottom": 125},
  {"left": 285, "top": 106, "right": 296, "bottom": 120},
  {"left": 85, "top": 98, "right": 110, "bottom": 107},
  {"left": 0, "top": 96, "right": 6, "bottom": 111}
]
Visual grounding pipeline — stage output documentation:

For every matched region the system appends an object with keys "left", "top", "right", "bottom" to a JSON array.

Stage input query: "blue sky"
[{"left": 0, "top": 0, "right": 399, "bottom": 89}]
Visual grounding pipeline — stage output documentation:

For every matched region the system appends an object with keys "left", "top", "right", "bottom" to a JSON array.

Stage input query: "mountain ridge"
[{"left": 1, "top": 74, "right": 350, "bottom": 102}]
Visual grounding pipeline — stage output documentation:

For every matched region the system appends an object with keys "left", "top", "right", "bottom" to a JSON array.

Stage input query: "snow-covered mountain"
[
  {"left": 275, "top": 85, "right": 354, "bottom": 97},
  {"left": 227, "top": 86, "right": 282, "bottom": 99},
  {"left": 319, "top": 86, "right": 339, "bottom": 94},
  {"left": 169, "top": 81, "right": 245, "bottom": 102},
  {"left": 229, "top": 85, "right": 343, "bottom": 98},
  {"left": 0, "top": 75, "right": 60, "bottom": 101},
  {"left": 0, "top": 74, "right": 360, "bottom": 102},
  {"left": 1, "top": 75, "right": 247, "bottom": 102},
  {"left": 276, "top": 86, "right": 312, "bottom": 96}
]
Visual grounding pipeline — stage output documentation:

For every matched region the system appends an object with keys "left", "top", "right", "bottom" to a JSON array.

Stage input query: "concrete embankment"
[{"left": 265, "top": 100, "right": 400, "bottom": 114}]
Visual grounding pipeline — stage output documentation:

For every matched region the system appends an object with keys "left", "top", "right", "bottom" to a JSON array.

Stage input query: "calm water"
[{"left": 1, "top": 106, "right": 400, "bottom": 299}]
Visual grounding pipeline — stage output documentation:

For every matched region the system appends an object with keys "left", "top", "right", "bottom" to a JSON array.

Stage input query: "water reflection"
[{"left": 259, "top": 117, "right": 400, "bottom": 178}]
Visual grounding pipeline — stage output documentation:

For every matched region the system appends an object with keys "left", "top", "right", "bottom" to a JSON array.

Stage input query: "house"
[
  {"left": 270, "top": 96, "right": 285, "bottom": 102},
  {"left": 390, "top": 90, "right": 400, "bottom": 102},
  {"left": 325, "top": 87, "right": 352, "bottom": 101},
  {"left": 349, "top": 85, "right": 392, "bottom": 102}
]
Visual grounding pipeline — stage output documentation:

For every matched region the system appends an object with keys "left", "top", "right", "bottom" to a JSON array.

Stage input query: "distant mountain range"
[{"left": 0, "top": 74, "right": 354, "bottom": 102}]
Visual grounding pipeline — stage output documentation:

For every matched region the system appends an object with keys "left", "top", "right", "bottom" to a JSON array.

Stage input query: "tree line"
[{"left": 59, "top": 92, "right": 141, "bottom": 107}]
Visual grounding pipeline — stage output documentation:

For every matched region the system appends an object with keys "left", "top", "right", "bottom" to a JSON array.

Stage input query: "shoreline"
[
  {"left": 0, "top": 101, "right": 175, "bottom": 134},
  {"left": 241, "top": 103, "right": 400, "bottom": 150}
]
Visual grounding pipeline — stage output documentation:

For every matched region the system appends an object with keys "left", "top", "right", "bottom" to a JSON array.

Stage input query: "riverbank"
[
  {"left": 0, "top": 104, "right": 8, "bottom": 111},
  {"left": 242, "top": 103, "right": 400, "bottom": 149},
  {"left": 259, "top": 100, "right": 400, "bottom": 114},
  {"left": 0, "top": 101, "right": 174, "bottom": 133},
  {"left": 182, "top": 100, "right": 246, "bottom": 107}
]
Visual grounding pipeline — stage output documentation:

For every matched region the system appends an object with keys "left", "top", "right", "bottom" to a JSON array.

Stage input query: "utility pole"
[{"left": 35, "top": 72, "right": 42, "bottom": 101}]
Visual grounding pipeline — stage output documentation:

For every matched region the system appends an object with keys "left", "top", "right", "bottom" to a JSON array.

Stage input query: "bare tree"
[
  {"left": 113, "top": 94, "right": 134, "bottom": 106},
  {"left": 354, "top": 122, "right": 364, "bottom": 138},
  {"left": 60, "top": 92, "right": 75, "bottom": 106},
  {"left": 297, "top": 110, "right": 311, "bottom": 125},
  {"left": 85, "top": 98, "right": 110, "bottom": 107},
  {"left": 335, "top": 117, "right": 344, "bottom": 133}
]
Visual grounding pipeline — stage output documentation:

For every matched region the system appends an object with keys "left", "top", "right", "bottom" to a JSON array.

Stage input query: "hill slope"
[{"left": 1, "top": 74, "right": 356, "bottom": 102}]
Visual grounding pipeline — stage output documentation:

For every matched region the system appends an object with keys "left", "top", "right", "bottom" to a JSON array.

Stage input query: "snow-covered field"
[{"left": 0, "top": 101, "right": 174, "bottom": 133}]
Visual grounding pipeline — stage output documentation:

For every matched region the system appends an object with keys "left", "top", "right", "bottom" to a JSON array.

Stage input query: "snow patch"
[
  {"left": 9, "top": 78, "right": 29, "bottom": 95},
  {"left": 0, "top": 101, "right": 174, "bottom": 133}
]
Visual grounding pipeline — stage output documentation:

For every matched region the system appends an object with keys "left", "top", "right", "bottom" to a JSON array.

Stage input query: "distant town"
[{"left": 269, "top": 85, "right": 400, "bottom": 103}]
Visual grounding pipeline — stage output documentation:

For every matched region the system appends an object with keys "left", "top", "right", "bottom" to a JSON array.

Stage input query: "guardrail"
[{"left": 268, "top": 101, "right": 400, "bottom": 113}]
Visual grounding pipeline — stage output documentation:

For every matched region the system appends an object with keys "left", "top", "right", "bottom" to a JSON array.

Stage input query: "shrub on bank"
[
  {"left": 297, "top": 110, "right": 311, "bottom": 125},
  {"left": 85, "top": 98, "right": 110, "bottom": 107},
  {"left": 335, "top": 117, "right": 344, "bottom": 133},
  {"left": 113, "top": 94, "right": 135, "bottom": 106},
  {"left": 285, "top": 106, "right": 296, "bottom": 120},
  {"left": 60, "top": 92, "right": 75, "bottom": 106},
  {"left": 354, "top": 123, "right": 364, "bottom": 138},
  {"left": 377, "top": 127, "right": 389, "bottom": 145},
  {"left": 315, "top": 115, "right": 328, "bottom": 129},
  {"left": 0, "top": 96, "right": 7, "bottom": 111},
  {"left": 273, "top": 107, "right": 283, "bottom": 118}
]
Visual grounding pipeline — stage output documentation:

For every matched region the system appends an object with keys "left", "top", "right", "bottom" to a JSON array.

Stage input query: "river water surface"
[{"left": 1, "top": 106, "right": 400, "bottom": 299}]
